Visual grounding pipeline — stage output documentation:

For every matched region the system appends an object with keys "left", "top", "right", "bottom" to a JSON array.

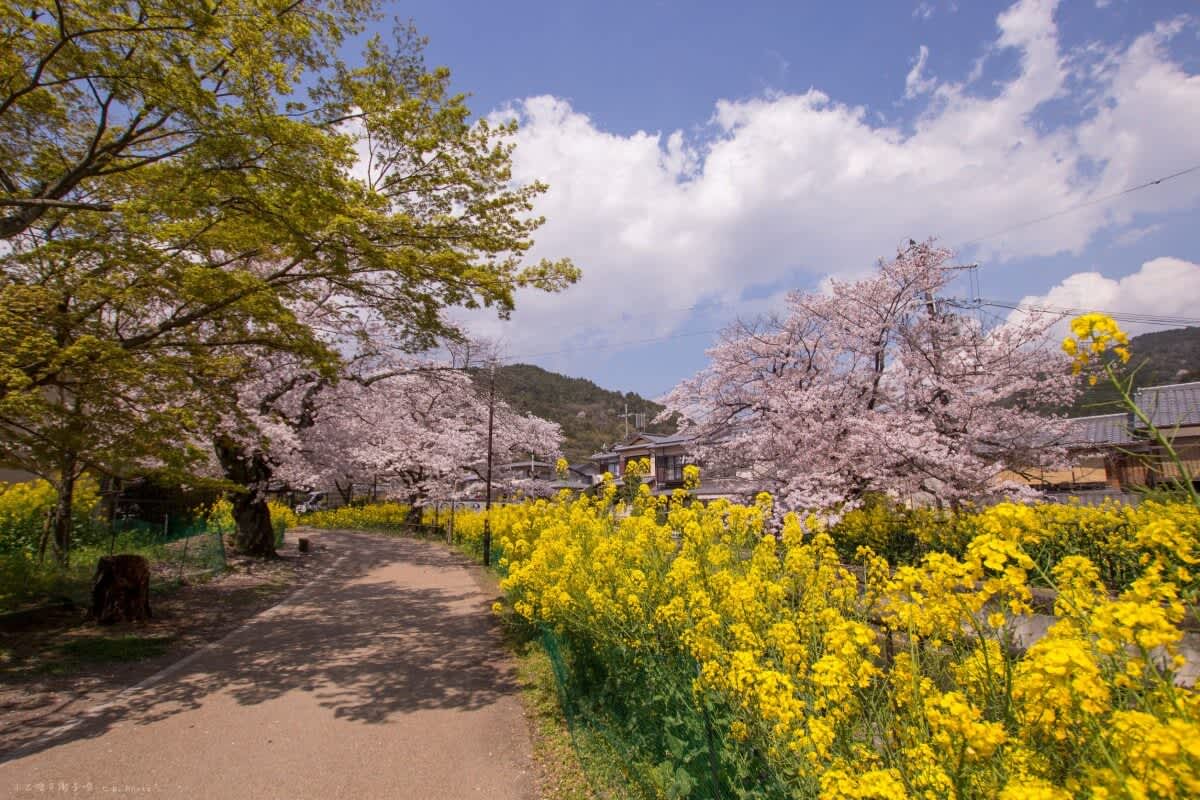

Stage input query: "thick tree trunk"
[
  {"left": 51, "top": 457, "right": 77, "bottom": 566},
  {"left": 231, "top": 491, "right": 277, "bottom": 557},
  {"left": 402, "top": 493, "right": 423, "bottom": 530},
  {"left": 91, "top": 554, "right": 152, "bottom": 624},
  {"left": 214, "top": 436, "right": 277, "bottom": 558}
]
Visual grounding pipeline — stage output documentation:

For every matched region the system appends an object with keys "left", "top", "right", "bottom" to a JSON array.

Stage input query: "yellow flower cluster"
[
  {"left": 833, "top": 498, "right": 1200, "bottom": 598},
  {"left": 1061, "top": 312, "right": 1131, "bottom": 383},
  {"left": 0, "top": 478, "right": 102, "bottom": 560},
  {"left": 447, "top": 487, "right": 1200, "bottom": 799},
  {"left": 300, "top": 501, "right": 415, "bottom": 531}
]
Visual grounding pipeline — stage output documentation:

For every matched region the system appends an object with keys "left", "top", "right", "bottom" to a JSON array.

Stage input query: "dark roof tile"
[{"left": 1133, "top": 381, "right": 1200, "bottom": 429}]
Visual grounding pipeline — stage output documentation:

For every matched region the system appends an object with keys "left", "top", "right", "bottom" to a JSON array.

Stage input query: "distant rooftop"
[
  {"left": 590, "top": 430, "right": 695, "bottom": 460},
  {"left": 1134, "top": 381, "right": 1200, "bottom": 429},
  {"left": 1066, "top": 381, "right": 1200, "bottom": 446},
  {"left": 1063, "top": 413, "right": 1134, "bottom": 447}
]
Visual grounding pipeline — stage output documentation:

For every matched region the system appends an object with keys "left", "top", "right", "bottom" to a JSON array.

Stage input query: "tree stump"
[
  {"left": 91, "top": 555, "right": 152, "bottom": 624},
  {"left": 297, "top": 537, "right": 310, "bottom": 553}
]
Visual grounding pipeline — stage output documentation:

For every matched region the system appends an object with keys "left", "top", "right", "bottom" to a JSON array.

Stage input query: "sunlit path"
[{"left": 0, "top": 531, "right": 535, "bottom": 800}]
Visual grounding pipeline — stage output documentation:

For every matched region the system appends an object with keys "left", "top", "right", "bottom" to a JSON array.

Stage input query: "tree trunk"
[
  {"left": 214, "top": 436, "right": 277, "bottom": 558},
  {"left": 51, "top": 456, "right": 77, "bottom": 566},
  {"left": 403, "top": 493, "right": 423, "bottom": 530},
  {"left": 91, "top": 554, "right": 152, "bottom": 624},
  {"left": 230, "top": 491, "right": 277, "bottom": 557}
]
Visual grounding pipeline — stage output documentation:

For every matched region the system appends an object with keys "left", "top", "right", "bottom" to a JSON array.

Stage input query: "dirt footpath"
[{"left": 0, "top": 531, "right": 536, "bottom": 800}]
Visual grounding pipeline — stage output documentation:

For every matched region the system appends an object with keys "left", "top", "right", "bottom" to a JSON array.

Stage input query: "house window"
[{"left": 663, "top": 454, "right": 686, "bottom": 483}]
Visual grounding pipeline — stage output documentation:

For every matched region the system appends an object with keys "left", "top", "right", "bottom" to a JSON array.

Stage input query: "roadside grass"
[
  {"left": 0, "top": 532, "right": 224, "bottom": 615},
  {"left": 497, "top": 614, "right": 642, "bottom": 800},
  {"left": 33, "top": 634, "right": 177, "bottom": 676}
]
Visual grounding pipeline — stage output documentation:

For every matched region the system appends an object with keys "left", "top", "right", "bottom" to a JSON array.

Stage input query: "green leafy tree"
[{"left": 0, "top": 2, "right": 578, "bottom": 560}]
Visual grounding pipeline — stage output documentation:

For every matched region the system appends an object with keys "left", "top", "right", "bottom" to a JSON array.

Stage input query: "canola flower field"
[{"left": 302, "top": 482, "right": 1200, "bottom": 800}]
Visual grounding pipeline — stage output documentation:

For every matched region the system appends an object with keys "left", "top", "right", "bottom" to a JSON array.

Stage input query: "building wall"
[
  {"left": 0, "top": 467, "right": 38, "bottom": 485},
  {"left": 1110, "top": 438, "right": 1200, "bottom": 488}
]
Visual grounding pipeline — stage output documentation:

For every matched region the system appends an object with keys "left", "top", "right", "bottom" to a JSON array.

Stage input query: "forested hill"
[
  {"left": 473, "top": 364, "right": 672, "bottom": 462},
  {"left": 1069, "top": 326, "right": 1200, "bottom": 415}
]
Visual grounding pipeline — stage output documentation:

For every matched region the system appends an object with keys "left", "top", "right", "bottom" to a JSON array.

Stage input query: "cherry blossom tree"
[
  {"left": 216, "top": 320, "right": 562, "bottom": 554},
  {"left": 296, "top": 364, "right": 563, "bottom": 510},
  {"left": 661, "top": 241, "right": 1077, "bottom": 511}
]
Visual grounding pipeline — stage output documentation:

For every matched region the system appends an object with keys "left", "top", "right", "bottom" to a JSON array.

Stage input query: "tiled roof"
[
  {"left": 1062, "top": 413, "right": 1134, "bottom": 446},
  {"left": 1063, "top": 381, "right": 1200, "bottom": 447},
  {"left": 612, "top": 432, "right": 693, "bottom": 451},
  {"left": 590, "top": 431, "right": 695, "bottom": 460},
  {"left": 1133, "top": 382, "right": 1200, "bottom": 429}
]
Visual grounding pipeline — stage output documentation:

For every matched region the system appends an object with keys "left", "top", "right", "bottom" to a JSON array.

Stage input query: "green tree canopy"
[{"left": 0, "top": 1, "right": 578, "bottom": 561}]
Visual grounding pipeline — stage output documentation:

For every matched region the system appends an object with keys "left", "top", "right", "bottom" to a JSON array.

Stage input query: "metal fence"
[
  {"left": 1042, "top": 489, "right": 1142, "bottom": 506},
  {"left": 109, "top": 515, "right": 227, "bottom": 577}
]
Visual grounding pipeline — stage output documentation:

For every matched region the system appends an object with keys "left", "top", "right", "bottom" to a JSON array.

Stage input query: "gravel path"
[{"left": 0, "top": 531, "right": 536, "bottom": 799}]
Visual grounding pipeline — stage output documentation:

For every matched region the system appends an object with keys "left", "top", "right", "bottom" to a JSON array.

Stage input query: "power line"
[
  {"left": 972, "top": 298, "right": 1200, "bottom": 328},
  {"left": 955, "top": 163, "right": 1200, "bottom": 250}
]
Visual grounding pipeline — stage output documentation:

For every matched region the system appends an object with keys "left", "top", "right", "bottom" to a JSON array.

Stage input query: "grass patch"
[
  {"left": 33, "top": 634, "right": 177, "bottom": 676},
  {"left": 57, "top": 634, "right": 177, "bottom": 663},
  {"left": 1, "top": 531, "right": 226, "bottom": 614},
  {"left": 501, "top": 617, "right": 641, "bottom": 800}
]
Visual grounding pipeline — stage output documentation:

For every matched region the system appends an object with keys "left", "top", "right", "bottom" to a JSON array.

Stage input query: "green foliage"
[
  {"left": 1, "top": 2, "right": 578, "bottom": 561},
  {"left": 495, "top": 609, "right": 641, "bottom": 800},
  {"left": 0, "top": 528, "right": 229, "bottom": 613},
  {"left": 53, "top": 634, "right": 176, "bottom": 667},
  {"left": 0, "top": 483, "right": 229, "bottom": 612}
]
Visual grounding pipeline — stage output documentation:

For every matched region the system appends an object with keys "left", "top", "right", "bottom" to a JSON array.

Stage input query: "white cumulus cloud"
[
  {"left": 1010, "top": 257, "right": 1200, "bottom": 337},
  {"left": 460, "top": 0, "right": 1200, "bottom": 363}
]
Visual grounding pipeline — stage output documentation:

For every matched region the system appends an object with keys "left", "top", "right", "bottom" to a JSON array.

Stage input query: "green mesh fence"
[
  {"left": 110, "top": 514, "right": 227, "bottom": 577},
  {"left": 536, "top": 624, "right": 745, "bottom": 800},
  {"left": 1, "top": 514, "right": 228, "bottom": 613}
]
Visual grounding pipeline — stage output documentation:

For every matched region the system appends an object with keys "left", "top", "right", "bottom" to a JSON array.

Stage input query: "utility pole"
[
  {"left": 483, "top": 360, "right": 496, "bottom": 567},
  {"left": 618, "top": 402, "right": 636, "bottom": 437}
]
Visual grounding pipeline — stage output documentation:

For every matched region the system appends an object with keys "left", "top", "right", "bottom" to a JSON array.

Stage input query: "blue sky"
[{"left": 362, "top": 0, "right": 1200, "bottom": 398}]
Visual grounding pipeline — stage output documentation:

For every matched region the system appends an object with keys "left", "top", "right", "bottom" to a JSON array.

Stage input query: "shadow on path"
[{"left": 1, "top": 532, "right": 516, "bottom": 760}]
